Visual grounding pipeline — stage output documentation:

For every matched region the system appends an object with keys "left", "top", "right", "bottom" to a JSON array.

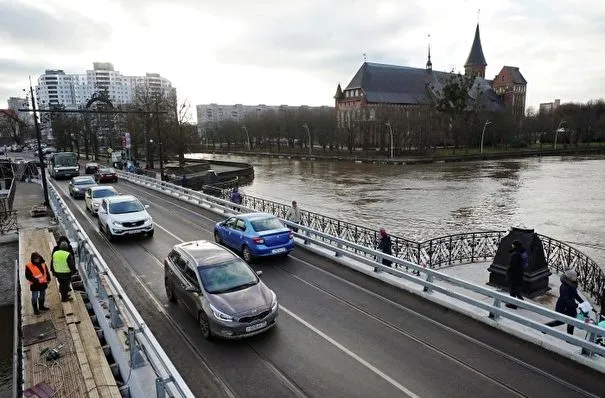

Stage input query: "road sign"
[{"left": 107, "top": 147, "right": 113, "bottom": 154}]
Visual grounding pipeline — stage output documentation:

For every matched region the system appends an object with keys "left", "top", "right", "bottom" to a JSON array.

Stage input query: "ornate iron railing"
[{"left": 219, "top": 190, "right": 604, "bottom": 305}]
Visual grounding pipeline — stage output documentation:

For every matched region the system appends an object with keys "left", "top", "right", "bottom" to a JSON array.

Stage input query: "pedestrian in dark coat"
[
  {"left": 545, "top": 269, "right": 584, "bottom": 335},
  {"left": 376, "top": 228, "right": 393, "bottom": 270},
  {"left": 506, "top": 240, "right": 527, "bottom": 309},
  {"left": 25, "top": 252, "right": 51, "bottom": 315}
]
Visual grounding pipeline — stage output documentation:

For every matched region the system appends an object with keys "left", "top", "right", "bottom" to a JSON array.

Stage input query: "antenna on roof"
[
  {"left": 477, "top": 8, "right": 480, "bottom": 23},
  {"left": 363, "top": 53, "right": 367, "bottom": 62}
]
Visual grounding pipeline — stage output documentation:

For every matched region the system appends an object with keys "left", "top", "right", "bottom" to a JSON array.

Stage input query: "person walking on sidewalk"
[
  {"left": 285, "top": 200, "right": 302, "bottom": 232},
  {"left": 506, "top": 240, "right": 528, "bottom": 309},
  {"left": 51, "top": 241, "right": 77, "bottom": 302},
  {"left": 545, "top": 269, "right": 584, "bottom": 335},
  {"left": 375, "top": 228, "right": 393, "bottom": 271},
  {"left": 25, "top": 252, "right": 51, "bottom": 315}
]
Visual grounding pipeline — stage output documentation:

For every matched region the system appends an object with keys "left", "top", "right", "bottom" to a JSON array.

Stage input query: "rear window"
[
  {"left": 250, "top": 217, "right": 283, "bottom": 232},
  {"left": 93, "top": 188, "right": 118, "bottom": 198},
  {"left": 74, "top": 178, "right": 95, "bottom": 185}
]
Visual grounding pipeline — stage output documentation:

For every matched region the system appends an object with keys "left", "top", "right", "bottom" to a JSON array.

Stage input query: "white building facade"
[{"left": 35, "top": 63, "right": 173, "bottom": 139}]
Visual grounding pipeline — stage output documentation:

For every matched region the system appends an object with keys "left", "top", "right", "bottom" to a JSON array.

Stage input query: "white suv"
[
  {"left": 98, "top": 195, "right": 154, "bottom": 240},
  {"left": 85, "top": 185, "right": 119, "bottom": 215}
]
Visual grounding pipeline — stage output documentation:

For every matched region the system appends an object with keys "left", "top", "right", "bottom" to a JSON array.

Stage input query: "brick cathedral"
[{"left": 334, "top": 24, "right": 527, "bottom": 131}]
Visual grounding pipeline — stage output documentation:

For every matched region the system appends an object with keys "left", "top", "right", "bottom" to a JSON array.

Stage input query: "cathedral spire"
[
  {"left": 464, "top": 23, "right": 487, "bottom": 78},
  {"left": 426, "top": 34, "right": 432, "bottom": 70}
]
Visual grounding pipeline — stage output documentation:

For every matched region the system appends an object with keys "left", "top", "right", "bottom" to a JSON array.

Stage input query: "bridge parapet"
[{"left": 47, "top": 179, "right": 194, "bottom": 398}]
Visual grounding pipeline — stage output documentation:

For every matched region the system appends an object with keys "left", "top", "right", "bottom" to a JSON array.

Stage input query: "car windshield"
[
  {"left": 109, "top": 200, "right": 144, "bottom": 214},
  {"left": 99, "top": 168, "right": 113, "bottom": 173},
  {"left": 93, "top": 189, "right": 117, "bottom": 198},
  {"left": 74, "top": 178, "right": 95, "bottom": 185},
  {"left": 198, "top": 260, "right": 258, "bottom": 294},
  {"left": 250, "top": 217, "right": 284, "bottom": 232}
]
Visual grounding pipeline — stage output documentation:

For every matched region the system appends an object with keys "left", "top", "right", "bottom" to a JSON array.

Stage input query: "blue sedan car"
[{"left": 214, "top": 212, "right": 294, "bottom": 262}]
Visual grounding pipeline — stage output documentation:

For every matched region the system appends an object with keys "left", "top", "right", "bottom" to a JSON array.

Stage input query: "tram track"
[
  {"left": 50, "top": 179, "right": 315, "bottom": 398},
  {"left": 47, "top": 177, "right": 604, "bottom": 397},
  {"left": 116, "top": 179, "right": 605, "bottom": 397}
]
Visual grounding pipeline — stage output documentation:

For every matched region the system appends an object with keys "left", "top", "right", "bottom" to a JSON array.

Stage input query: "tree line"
[{"left": 200, "top": 76, "right": 605, "bottom": 155}]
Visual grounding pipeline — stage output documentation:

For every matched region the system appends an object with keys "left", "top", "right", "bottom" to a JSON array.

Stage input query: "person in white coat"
[{"left": 285, "top": 201, "right": 302, "bottom": 232}]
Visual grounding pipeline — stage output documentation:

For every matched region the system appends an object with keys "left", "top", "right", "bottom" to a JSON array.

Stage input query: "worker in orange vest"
[{"left": 25, "top": 252, "right": 51, "bottom": 315}]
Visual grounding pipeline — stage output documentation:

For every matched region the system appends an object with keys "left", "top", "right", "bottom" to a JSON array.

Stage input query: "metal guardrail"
[
  {"left": 117, "top": 170, "right": 605, "bottom": 358},
  {"left": 47, "top": 179, "right": 194, "bottom": 398},
  {"left": 196, "top": 182, "right": 605, "bottom": 307},
  {"left": 13, "top": 260, "right": 23, "bottom": 398}
]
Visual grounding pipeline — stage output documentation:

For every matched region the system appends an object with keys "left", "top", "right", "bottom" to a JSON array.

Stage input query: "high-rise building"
[
  {"left": 7, "top": 97, "right": 33, "bottom": 126},
  {"left": 35, "top": 62, "right": 173, "bottom": 138}
]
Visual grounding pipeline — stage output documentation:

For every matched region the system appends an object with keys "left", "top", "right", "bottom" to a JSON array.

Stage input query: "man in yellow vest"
[
  {"left": 51, "top": 241, "right": 77, "bottom": 302},
  {"left": 24, "top": 252, "right": 51, "bottom": 315}
]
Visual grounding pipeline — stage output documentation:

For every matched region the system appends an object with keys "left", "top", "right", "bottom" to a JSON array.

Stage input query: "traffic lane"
[
  {"left": 119, "top": 189, "right": 521, "bottom": 397},
  {"left": 290, "top": 247, "right": 605, "bottom": 396},
  {"left": 258, "top": 265, "right": 522, "bottom": 398},
  {"left": 48, "top": 180, "right": 232, "bottom": 397},
  {"left": 272, "top": 258, "right": 598, "bottom": 398},
  {"left": 51, "top": 182, "right": 315, "bottom": 398},
  {"left": 127, "top": 221, "right": 414, "bottom": 398},
  {"left": 119, "top": 180, "right": 605, "bottom": 396}
]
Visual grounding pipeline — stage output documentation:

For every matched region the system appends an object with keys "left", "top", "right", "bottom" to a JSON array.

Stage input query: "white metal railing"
[
  {"left": 116, "top": 170, "right": 605, "bottom": 359},
  {"left": 47, "top": 178, "right": 194, "bottom": 398}
]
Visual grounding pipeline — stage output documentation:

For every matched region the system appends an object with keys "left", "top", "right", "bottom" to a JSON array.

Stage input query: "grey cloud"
[{"left": 0, "top": 3, "right": 112, "bottom": 52}]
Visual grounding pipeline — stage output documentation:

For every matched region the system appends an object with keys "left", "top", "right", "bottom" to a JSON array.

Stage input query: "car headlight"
[
  {"left": 270, "top": 291, "right": 278, "bottom": 310},
  {"left": 73, "top": 187, "right": 80, "bottom": 192},
  {"left": 93, "top": 202, "right": 100, "bottom": 207},
  {"left": 112, "top": 220, "right": 122, "bottom": 226},
  {"left": 210, "top": 304, "right": 234, "bottom": 322}
]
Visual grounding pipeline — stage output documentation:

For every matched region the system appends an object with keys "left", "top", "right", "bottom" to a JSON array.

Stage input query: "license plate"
[
  {"left": 127, "top": 229, "right": 143, "bottom": 234},
  {"left": 271, "top": 248, "right": 286, "bottom": 254},
  {"left": 245, "top": 321, "right": 267, "bottom": 332}
]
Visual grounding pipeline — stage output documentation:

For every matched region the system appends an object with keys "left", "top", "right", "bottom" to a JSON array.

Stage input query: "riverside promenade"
[{"left": 13, "top": 180, "right": 121, "bottom": 398}]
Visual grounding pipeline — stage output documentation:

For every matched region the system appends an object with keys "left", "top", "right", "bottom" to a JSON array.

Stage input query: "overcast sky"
[{"left": 1, "top": 0, "right": 604, "bottom": 117}]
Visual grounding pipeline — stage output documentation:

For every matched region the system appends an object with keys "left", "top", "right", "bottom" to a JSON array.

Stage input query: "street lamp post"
[
  {"left": 155, "top": 98, "right": 164, "bottom": 179},
  {"left": 29, "top": 78, "right": 49, "bottom": 206},
  {"left": 481, "top": 120, "right": 492, "bottom": 155},
  {"left": 241, "top": 126, "right": 251, "bottom": 151},
  {"left": 384, "top": 122, "right": 394, "bottom": 159},
  {"left": 302, "top": 123, "right": 312, "bottom": 155},
  {"left": 554, "top": 119, "right": 566, "bottom": 150}
]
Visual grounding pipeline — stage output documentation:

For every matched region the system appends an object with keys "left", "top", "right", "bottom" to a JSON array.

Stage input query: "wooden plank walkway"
[{"left": 19, "top": 228, "right": 122, "bottom": 398}]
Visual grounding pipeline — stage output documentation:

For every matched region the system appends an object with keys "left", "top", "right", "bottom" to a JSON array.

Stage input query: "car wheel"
[
  {"left": 97, "top": 219, "right": 103, "bottom": 232},
  {"left": 214, "top": 231, "right": 222, "bottom": 245},
  {"left": 147, "top": 229, "right": 154, "bottom": 238},
  {"left": 105, "top": 225, "right": 115, "bottom": 242},
  {"left": 165, "top": 279, "right": 177, "bottom": 303},
  {"left": 242, "top": 245, "right": 253, "bottom": 263},
  {"left": 198, "top": 312, "right": 212, "bottom": 339}
]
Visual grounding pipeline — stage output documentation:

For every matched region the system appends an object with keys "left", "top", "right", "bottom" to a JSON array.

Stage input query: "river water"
[{"left": 190, "top": 153, "right": 605, "bottom": 267}]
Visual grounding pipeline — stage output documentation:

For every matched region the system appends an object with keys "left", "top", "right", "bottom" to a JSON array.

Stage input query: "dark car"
[
  {"left": 164, "top": 240, "right": 278, "bottom": 340},
  {"left": 95, "top": 167, "right": 118, "bottom": 183},
  {"left": 214, "top": 212, "right": 294, "bottom": 262},
  {"left": 69, "top": 176, "right": 97, "bottom": 199},
  {"left": 85, "top": 162, "right": 99, "bottom": 174}
]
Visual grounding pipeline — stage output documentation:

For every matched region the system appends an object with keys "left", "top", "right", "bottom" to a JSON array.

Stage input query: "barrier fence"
[
  {"left": 117, "top": 170, "right": 605, "bottom": 359},
  {"left": 47, "top": 179, "right": 194, "bottom": 398}
]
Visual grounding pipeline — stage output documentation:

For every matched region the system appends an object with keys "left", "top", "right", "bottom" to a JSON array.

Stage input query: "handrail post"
[
  {"left": 155, "top": 376, "right": 173, "bottom": 398},
  {"left": 108, "top": 295, "right": 124, "bottom": 328},
  {"left": 128, "top": 327, "right": 146, "bottom": 369},
  {"left": 489, "top": 298, "right": 501, "bottom": 319}
]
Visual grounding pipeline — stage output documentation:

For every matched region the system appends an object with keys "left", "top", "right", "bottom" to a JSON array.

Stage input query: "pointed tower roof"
[
  {"left": 426, "top": 43, "right": 432, "bottom": 70},
  {"left": 334, "top": 83, "right": 344, "bottom": 99},
  {"left": 464, "top": 24, "right": 487, "bottom": 67}
]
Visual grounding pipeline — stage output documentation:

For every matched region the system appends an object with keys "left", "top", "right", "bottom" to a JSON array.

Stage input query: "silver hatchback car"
[{"left": 164, "top": 240, "right": 278, "bottom": 339}]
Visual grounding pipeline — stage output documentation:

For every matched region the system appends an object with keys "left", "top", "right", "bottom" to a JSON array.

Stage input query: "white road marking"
[{"left": 94, "top": 198, "right": 421, "bottom": 397}]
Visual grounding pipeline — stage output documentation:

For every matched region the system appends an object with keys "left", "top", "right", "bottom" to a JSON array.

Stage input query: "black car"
[
  {"left": 69, "top": 176, "right": 97, "bottom": 199},
  {"left": 85, "top": 162, "right": 99, "bottom": 174}
]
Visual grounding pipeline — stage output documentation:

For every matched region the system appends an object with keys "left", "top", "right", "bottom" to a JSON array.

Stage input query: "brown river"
[{"left": 190, "top": 153, "right": 605, "bottom": 267}]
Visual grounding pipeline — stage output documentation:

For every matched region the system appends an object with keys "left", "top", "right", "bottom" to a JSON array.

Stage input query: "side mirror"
[
  {"left": 255, "top": 270, "right": 263, "bottom": 277},
  {"left": 98, "top": 209, "right": 106, "bottom": 214},
  {"left": 185, "top": 286, "right": 200, "bottom": 294},
  {"left": 144, "top": 204, "right": 150, "bottom": 209}
]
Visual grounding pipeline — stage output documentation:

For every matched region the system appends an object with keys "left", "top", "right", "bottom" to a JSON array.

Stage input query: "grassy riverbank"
[{"left": 191, "top": 143, "right": 605, "bottom": 164}]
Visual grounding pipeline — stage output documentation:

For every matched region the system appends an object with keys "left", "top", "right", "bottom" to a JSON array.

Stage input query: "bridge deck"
[{"left": 18, "top": 229, "right": 121, "bottom": 396}]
